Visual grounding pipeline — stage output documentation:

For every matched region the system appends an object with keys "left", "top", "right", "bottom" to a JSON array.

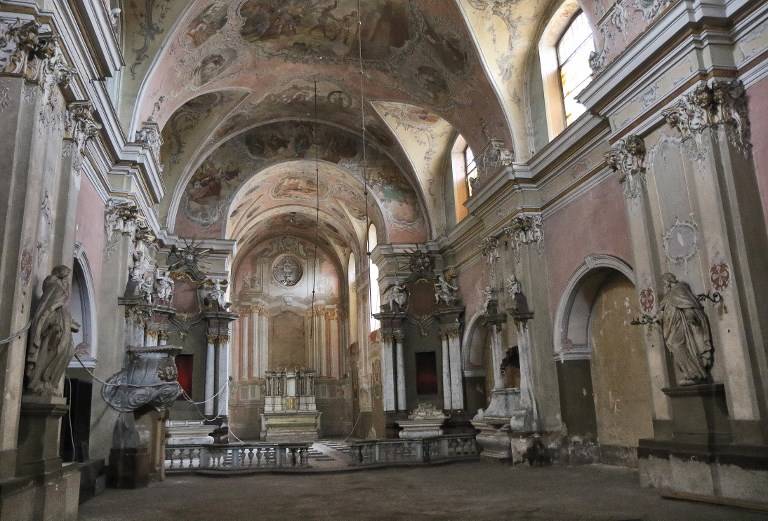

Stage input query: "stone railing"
[
  {"left": 165, "top": 442, "right": 311, "bottom": 473},
  {"left": 349, "top": 434, "right": 479, "bottom": 466}
]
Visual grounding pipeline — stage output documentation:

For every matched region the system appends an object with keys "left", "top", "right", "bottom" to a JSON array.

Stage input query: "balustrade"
[
  {"left": 349, "top": 434, "right": 478, "bottom": 466},
  {"left": 165, "top": 443, "right": 310, "bottom": 473}
]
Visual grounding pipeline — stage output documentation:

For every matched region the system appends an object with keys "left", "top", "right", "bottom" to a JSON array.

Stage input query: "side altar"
[{"left": 260, "top": 369, "right": 321, "bottom": 442}]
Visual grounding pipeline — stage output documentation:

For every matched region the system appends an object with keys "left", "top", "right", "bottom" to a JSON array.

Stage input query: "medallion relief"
[{"left": 272, "top": 254, "right": 303, "bottom": 287}]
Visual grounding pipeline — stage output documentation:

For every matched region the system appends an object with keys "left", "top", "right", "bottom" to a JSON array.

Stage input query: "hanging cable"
[
  {"left": 357, "top": 0, "right": 373, "bottom": 323},
  {"left": 310, "top": 80, "right": 321, "bottom": 344}
]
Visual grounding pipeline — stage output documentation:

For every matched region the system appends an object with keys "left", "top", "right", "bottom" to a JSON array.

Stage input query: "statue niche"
[
  {"left": 658, "top": 273, "right": 714, "bottom": 385},
  {"left": 25, "top": 265, "right": 80, "bottom": 396}
]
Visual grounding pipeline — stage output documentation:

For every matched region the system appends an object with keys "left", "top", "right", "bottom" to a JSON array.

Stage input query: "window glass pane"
[
  {"left": 558, "top": 11, "right": 594, "bottom": 126},
  {"left": 464, "top": 146, "right": 477, "bottom": 196}
]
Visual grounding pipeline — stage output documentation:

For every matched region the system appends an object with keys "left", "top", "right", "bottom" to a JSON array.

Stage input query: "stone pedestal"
[
  {"left": 472, "top": 389, "right": 538, "bottom": 462},
  {"left": 261, "top": 411, "right": 321, "bottom": 443},
  {"left": 15, "top": 395, "right": 68, "bottom": 476},
  {"left": 396, "top": 417, "right": 446, "bottom": 439},
  {"left": 662, "top": 383, "right": 731, "bottom": 443},
  {"left": 639, "top": 383, "right": 768, "bottom": 509},
  {"left": 107, "top": 447, "right": 151, "bottom": 489}
]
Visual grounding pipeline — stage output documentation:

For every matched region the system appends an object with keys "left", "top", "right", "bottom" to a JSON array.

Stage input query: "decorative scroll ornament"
[
  {"left": 589, "top": 47, "right": 606, "bottom": 73},
  {"left": 272, "top": 254, "right": 303, "bottom": 287},
  {"left": 503, "top": 213, "right": 543, "bottom": 255},
  {"left": 135, "top": 121, "right": 162, "bottom": 162},
  {"left": 663, "top": 79, "right": 750, "bottom": 154},
  {"left": 639, "top": 288, "right": 655, "bottom": 313},
  {"left": 606, "top": 135, "right": 646, "bottom": 199},
  {"left": 65, "top": 101, "right": 101, "bottom": 154},
  {"left": 709, "top": 262, "right": 730, "bottom": 292},
  {"left": 25, "top": 265, "right": 78, "bottom": 396},
  {"left": 407, "top": 248, "right": 434, "bottom": 275},
  {"left": 104, "top": 198, "right": 142, "bottom": 250}
]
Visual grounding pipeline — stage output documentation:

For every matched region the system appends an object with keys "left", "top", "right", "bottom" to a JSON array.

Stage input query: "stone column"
[
  {"left": 514, "top": 320, "right": 539, "bottom": 428},
  {"left": 447, "top": 327, "right": 464, "bottom": 410},
  {"left": 440, "top": 335, "right": 452, "bottom": 410},
  {"left": 487, "top": 317, "right": 505, "bottom": 391},
  {"left": 381, "top": 338, "right": 396, "bottom": 412},
  {"left": 217, "top": 333, "right": 230, "bottom": 417},
  {"left": 204, "top": 336, "right": 215, "bottom": 417},
  {"left": 394, "top": 330, "right": 406, "bottom": 411}
]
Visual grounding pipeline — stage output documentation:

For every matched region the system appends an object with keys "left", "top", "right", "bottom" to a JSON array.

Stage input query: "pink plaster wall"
[
  {"left": 544, "top": 177, "right": 633, "bottom": 316},
  {"left": 75, "top": 176, "right": 105, "bottom": 292},
  {"left": 458, "top": 261, "right": 484, "bottom": 320},
  {"left": 747, "top": 77, "right": 768, "bottom": 230}
]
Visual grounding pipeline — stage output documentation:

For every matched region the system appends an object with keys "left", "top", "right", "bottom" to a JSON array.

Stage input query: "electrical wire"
[{"left": 310, "top": 80, "right": 320, "bottom": 344}]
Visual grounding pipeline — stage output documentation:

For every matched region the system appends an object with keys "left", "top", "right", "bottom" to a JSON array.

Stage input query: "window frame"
[{"left": 555, "top": 10, "right": 594, "bottom": 127}]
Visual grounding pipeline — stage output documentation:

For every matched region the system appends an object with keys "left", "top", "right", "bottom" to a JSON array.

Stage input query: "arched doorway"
[{"left": 554, "top": 256, "right": 654, "bottom": 465}]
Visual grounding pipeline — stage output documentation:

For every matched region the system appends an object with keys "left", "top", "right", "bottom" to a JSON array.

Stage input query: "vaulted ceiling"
[{"left": 121, "top": 0, "right": 555, "bottom": 268}]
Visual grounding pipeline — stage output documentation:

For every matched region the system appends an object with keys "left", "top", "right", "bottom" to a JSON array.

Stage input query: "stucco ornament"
[
  {"left": 272, "top": 254, "right": 303, "bottom": 287},
  {"left": 65, "top": 101, "right": 101, "bottom": 155},
  {"left": 203, "top": 278, "right": 231, "bottom": 311},
  {"left": 663, "top": 217, "right": 698, "bottom": 265},
  {"left": 408, "top": 402, "right": 447, "bottom": 421},
  {"left": 153, "top": 268, "right": 175, "bottom": 305},
  {"left": 663, "top": 79, "right": 750, "bottom": 154},
  {"left": 503, "top": 213, "right": 543, "bottom": 259},
  {"left": 167, "top": 239, "right": 210, "bottom": 281},
  {"left": 135, "top": 121, "right": 163, "bottom": 162},
  {"left": 658, "top": 273, "right": 714, "bottom": 386},
  {"left": 25, "top": 265, "right": 79, "bottom": 396},
  {"left": 0, "top": 19, "right": 40, "bottom": 75},
  {"left": 606, "top": 135, "right": 646, "bottom": 199},
  {"left": 104, "top": 199, "right": 143, "bottom": 253}
]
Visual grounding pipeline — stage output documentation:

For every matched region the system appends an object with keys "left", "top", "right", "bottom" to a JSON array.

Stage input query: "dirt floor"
[{"left": 78, "top": 462, "right": 768, "bottom": 520}]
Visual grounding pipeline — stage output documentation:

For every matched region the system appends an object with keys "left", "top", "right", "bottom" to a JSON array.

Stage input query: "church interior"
[{"left": 1, "top": 0, "right": 768, "bottom": 519}]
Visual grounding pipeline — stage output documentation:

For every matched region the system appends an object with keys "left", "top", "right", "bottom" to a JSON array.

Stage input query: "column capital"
[
  {"left": 65, "top": 101, "right": 101, "bottom": 153},
  {"left": 663, "top": 79, "right": 750, "bottom": 153}
]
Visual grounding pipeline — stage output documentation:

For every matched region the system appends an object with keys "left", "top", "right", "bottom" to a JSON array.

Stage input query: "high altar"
[{"left": 261, "top": 369, "right": 322, "bottom": 442}]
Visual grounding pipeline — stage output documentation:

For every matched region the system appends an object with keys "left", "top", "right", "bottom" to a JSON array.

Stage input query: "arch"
[
  {"left": 553, "top": 254, "right": 634, "bottom": 360},
  {"left": 70, "top": 245, "right": 98, "bottom": 366},
  {"left": 461, "top": 311, "right": 488, "bottom": 373}
]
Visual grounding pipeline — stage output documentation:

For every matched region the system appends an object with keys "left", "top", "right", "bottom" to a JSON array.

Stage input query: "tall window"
[
  {"left": 367, "top": 225, "right": 380, "bottom": 332},
  {"left": 556, "top": 11, "right": 594, "bottom": 126},
  {"left": 464, "top": 144, "right": 477, "bottom": 197},
  {"left": 451, "top": 135, "right": 475, "bottom": 223},
  {"left": 348, "top": 253, "right": 358, "bottom": 345}
]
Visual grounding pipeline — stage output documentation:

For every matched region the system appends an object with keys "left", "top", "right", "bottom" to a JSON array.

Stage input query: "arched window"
[
  {"left": 557, "top": 11, "right": 594, "bottom": 126},
  {"left": 367, "top": 224, "right": 380, "bottom": 332},
  {"left": 451, "top": 135, "right": 476, "bottom": 223},
  {"left": 348, "top": 253, "right": 358, "bottom": 345},
  {"left": 539, "top": 2, "right": 595, "bottom": 138}
]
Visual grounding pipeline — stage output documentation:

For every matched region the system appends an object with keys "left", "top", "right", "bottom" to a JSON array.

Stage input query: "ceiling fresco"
[
  {"left": 371, "top": 101, "right": 456, "bottom": 236},
  {"left": 135, "top": 0, "right": 512, "bottom": 152}
]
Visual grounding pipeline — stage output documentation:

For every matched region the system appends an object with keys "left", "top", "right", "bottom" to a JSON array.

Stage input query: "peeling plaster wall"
[
  {"left": 74, "top": 176, "right": 105, "bottom": 293},
  {"left": 589, "top": 274, "right": 653, "bottom": 457},
  {"left": 544, "top": 176, "right": 633, "bottom": 317},
  {"left": 747, "top": 77, "right": 768, "bottom": 231}
]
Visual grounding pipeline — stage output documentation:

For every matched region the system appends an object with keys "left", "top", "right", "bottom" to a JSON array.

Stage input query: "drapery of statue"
[
  {"left": 24, "top": 265, "right": 79, "bottom": 396},
  {"left": 658, "top": 273, "right": 714, "bottom": 386}
]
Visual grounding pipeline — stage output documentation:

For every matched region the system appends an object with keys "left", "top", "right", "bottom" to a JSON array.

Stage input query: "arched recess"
[
  {"left": 553, "top": 255, "right": 654, "bottom": 464},
  {"left": 70, "top": 247, "right": 98, "bottom": 366},
  {"left": 461, "top": 312, "right": 491, "bottom": 416}
]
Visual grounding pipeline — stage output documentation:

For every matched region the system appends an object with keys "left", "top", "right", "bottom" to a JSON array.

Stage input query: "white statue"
[
  {"left": 154, "top": 268, "right": 174, "bottom": 305},
  {"left": 435, "top": 274, "right": 459, "bottom": 306},
  {"left": 658, "top": 273, "right": 714, "bottom": 385},
  {"left": 390, "top": 282, "right": 408, "bottom": 311},
  {"left": 204, "top": 279, "right": 230, "bottom": 311}
]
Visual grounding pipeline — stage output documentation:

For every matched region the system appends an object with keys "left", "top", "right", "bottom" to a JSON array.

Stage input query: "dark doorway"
[
  {"left": 61, "top": 378, "right": 92, "bottom": 462},
  {"left": 415, "top": 352, "right": 438, "bottom": 395}
]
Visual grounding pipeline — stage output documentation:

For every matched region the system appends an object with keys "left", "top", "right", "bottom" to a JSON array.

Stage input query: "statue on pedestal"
[
  {"left": 435, "top": 273, "right": 459, "bottom": 306},
  {"left": 658, "top": 273, "right": 714, "bottom": 385},
  {"left": 25, "top": 265, "right": 79, "bottom": 396},
  {"left": 390, "top": 282, "right": 408, "bottom": 312}
]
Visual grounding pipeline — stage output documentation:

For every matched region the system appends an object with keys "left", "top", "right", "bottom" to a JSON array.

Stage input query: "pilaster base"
[
  {"left": 638, "top": 439, "right": 768, "bottom": 511},
  {"left": 662, "top": 383, "right": 731, "bottom": 443}
]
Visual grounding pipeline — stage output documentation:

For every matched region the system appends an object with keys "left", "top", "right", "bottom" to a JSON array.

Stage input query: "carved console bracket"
[{"left": 606, "top": 135, "right": 646, "bottom": 199}]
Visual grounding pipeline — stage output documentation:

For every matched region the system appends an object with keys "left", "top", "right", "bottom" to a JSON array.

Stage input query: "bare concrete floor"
[{"left": 78, "top": 462, "right": 767, "bottom": 521}]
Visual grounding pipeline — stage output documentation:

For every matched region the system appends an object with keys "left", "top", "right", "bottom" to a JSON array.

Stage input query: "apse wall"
[{"left": 228, "top": 236, "right": 352, "bottom": 439}]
